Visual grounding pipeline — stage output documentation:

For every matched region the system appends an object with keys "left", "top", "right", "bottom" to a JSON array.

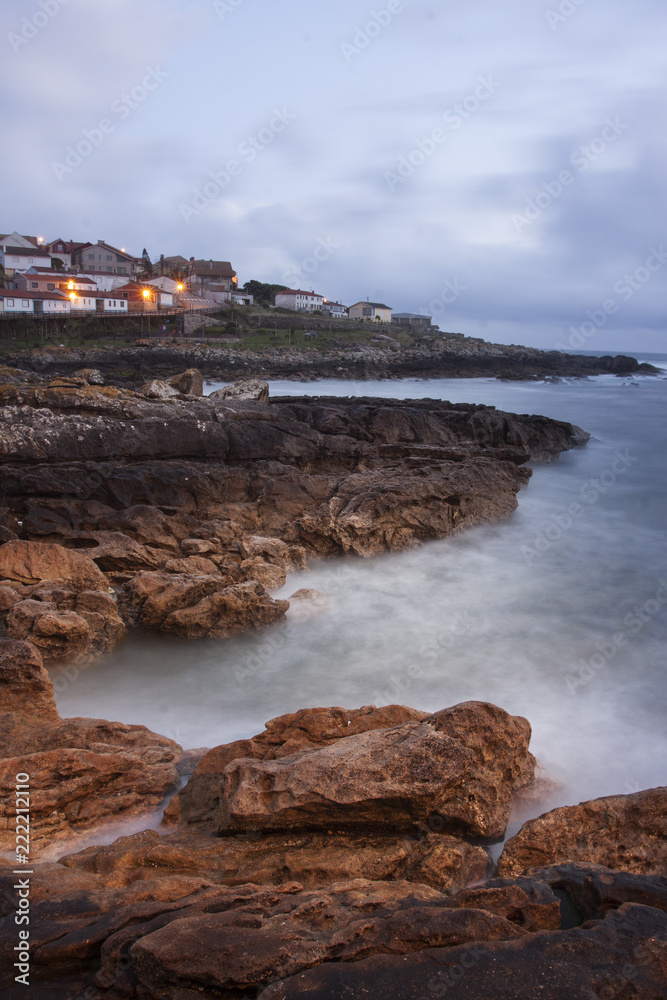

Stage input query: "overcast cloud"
[{"left": 1, "top": 0, "right": 666, "bottom": 351}]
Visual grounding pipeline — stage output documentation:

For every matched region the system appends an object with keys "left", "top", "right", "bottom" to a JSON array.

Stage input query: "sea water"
[{"left": 52, "top": 365, "right": 667, "bottom": 819}]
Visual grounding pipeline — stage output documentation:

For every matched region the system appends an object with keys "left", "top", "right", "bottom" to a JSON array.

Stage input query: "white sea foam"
[{"left": 53, "top": 374, "right": 667, "bottom": 819}]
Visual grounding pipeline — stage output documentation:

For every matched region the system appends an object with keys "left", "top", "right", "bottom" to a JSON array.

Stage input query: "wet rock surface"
[
  {"left": 0, "top": 379, "right": 586, "bottom": 644},
  {"left": 0, "top": 638, "right": 183, "bottom": 857}
]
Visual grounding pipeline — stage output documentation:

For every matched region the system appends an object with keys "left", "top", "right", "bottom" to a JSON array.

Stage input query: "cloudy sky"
[{"left": 2, "top": 0, "right": 666, "bottom": 351}]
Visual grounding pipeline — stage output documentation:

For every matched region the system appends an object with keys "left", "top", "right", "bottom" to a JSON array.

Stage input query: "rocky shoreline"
[
  {"left": 3, "top": 339, "right": 660, "bottom": 386},
  {"left": 0, "top": 366, "right": 665, "bottom": 997}
]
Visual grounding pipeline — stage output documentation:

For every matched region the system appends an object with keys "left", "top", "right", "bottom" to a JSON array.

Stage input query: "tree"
[
  {"left": 51, "top": 257, "right": 65, "bottom": 271},
  {"left": 141, "top": 248, "right": 153, "bottom": 277},
  {"left": 242, "top": 280, "right": 289, "bottom": 306}
]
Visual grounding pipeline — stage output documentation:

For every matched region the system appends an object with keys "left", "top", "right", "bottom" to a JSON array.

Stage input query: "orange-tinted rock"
[
  {"left": 0, "top": 638, "right": 58, "bottom": 722},
  {"left": 497, "top": 787, "right": 667, "bottom": 877},
  {"left": 0, "top": 540, "right": 109, "bottom": 591},
  {"left": 214, "top": 702, "right": 533, "bottom": 842}
]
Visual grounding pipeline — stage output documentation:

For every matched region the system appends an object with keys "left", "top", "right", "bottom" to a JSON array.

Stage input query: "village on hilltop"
[{"left": 0, "top": 231, "right": 433, "bottom": 331}]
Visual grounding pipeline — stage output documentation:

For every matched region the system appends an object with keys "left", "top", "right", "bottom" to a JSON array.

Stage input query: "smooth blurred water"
[{"left": 52, "top": 370, "right": 667, "bottom": 817}]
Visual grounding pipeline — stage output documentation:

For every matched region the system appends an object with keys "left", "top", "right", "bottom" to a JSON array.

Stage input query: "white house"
[
  {"left": 67, "top": 290, "right": 128, "bottom": 313},
  {"left": 0, "top": 244, "right": 54, "bottom": 273},
  {"left": 0, "top": 290, "right": 71, "bottom": 315},
  {"left": 274, "top": 289, "right": 324, "bottom": 312},
  {"left": 322, "top": 300, "right": 348, "bottom": 319}
]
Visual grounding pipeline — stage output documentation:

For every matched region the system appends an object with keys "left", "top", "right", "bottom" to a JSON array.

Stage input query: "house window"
[
  {"left": 7, "top": 298, "right": 14, "bottom": 306},
  {"left": 118, "top": 266, "right": 126, "bottom": 274},
  {"left": 88, "top": 253, "right": 95, "bottom": 259},
  {"left": 363, "top": 307, "right": 371, "bottom": 316},
  {"left": 47, "top": 283, "right": 54, "bottom": 290},
  {"left": 105, "top": 254, "right": 112, "bottom": 261},
  {"left": 22, "top": 300, "right": 29, "bottom": 307},
  {"left": 31, "top": 282, "right": 38, "bottom": 288},
  {"left": 11, "top": 257, "right": 19, "bottom": 263}
]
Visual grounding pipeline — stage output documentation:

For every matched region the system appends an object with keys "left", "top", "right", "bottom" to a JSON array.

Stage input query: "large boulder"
[
  {"left": 209, "top": 378, "right": 269, "bottom": 403},
  {"left": 168, "top": 368, "right": 203, "bottom": 396},
  {"left": 0, "top": 637, "right": 184, "bottom": 858},
  {"left": 139, "top": 379, "right": 180, "bottom": 399},
  {"left": 0, "top": 542, "right": 125, "bottom": 663},
  {"left": 0, "top": 638, "right": 58, "bottom": 722},
  {"left": 216, "top": 702, "right": 534, "bottom": 841},
  {"left": 122, "top": 572, "right": 289, "bottom": 638},
  {"left": 498, "top": 787, "right": 667, "bottom": 877},
  {"left": 0, "top": 540, "right": 108, "bottom": 591}
]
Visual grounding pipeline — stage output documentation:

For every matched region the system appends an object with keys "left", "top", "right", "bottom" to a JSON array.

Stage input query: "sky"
[{"left": 1, "top": 0, "right": 666, "bottom": 352}]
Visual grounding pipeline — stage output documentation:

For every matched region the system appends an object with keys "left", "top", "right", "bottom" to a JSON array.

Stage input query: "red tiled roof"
[
  {"left": 276, "top": 289, "right": 323, "bottom": 297},
  {"left": 0, "top": 289, "right": 68, "bottom": 300}
]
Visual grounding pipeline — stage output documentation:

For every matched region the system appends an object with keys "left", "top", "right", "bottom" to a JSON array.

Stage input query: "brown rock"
[
  {"left": 7, "top": 600, "right": 91, "bottom": 663},
  {"left": 240, "top": 556, "right": 287, "bottom": 590},
  {"left": 256, "top": 904, "right": 667, "bottom": 1000},
  {"left": 497, "top": 787, "right": 667, "bottom": 877},
  {"left": 218, "top": 702, "right": 534, "bottom": 841},
  {"left": 5, "top": 586, "right": 125, "bottom": 665},
  {"left": 179, "top": 705, "right": 430, "bottom": 827},
  {"left": 0, "top": 638, "right": 59, "bottom": 722},
  {"left": 168, "top": 368, "right": 204, "bottom": 396},
  {"left": 61, "top": 827, "right": 490, "bottom": 895},
  {"left": 0, "top": 540, "right": 109, "bottom": 591},
  {"left": 163, "top": 581, "right": 289, "bottom": 638},
  {"left": 129, "top": 878, "right": 525, "bottom": 997}
]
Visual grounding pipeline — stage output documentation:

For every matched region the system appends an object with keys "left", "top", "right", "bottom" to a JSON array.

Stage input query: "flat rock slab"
[{"left": 257, "top": 904, "right": 667, "bottom": 1000}]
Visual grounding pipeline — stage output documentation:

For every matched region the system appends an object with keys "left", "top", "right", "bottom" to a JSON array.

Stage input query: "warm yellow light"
[
  {"left": 69, "top": 292, "right": 76, "bottom": 301},
  {"left": 68, "top": 280, "right": 74, "bottom": 289},
  {"left": 121, "top": 248, "right": 126, "bottom": 252},
  {"left": 177, "top": 283, "right": 184, "bottom": 291},
  {"left": 142, "top": 289, "right": 150, "bottom": 299}
]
